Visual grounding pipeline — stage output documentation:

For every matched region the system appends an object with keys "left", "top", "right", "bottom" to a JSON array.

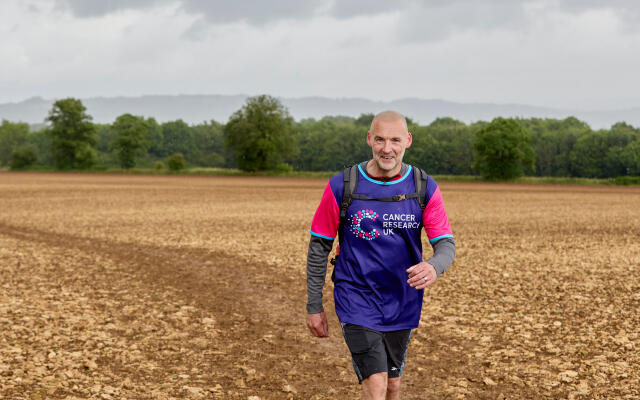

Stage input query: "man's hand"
[
  {"left": 306, "top": 312, "right": 329, "bottom": 338},
  {"left": 406, "top": 261, "right": 437, "bottom": 290}
]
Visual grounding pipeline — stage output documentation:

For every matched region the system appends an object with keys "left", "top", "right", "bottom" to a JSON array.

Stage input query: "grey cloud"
[
  {"left": 179, "top": 0, "right": 325, "bottom": 24},
  {"left": 54, "top": 0, "right": 640, "bottom": 28},
  {"left": 326, "top": 0, "right": 410, "bottom": 19},
  {"left": 56, "top": 0, "right": 326, "bottom": 24},
  {"left": 181, "top": 17, "right": 208, "bottom": 41},
  {"left": 558, "top": 0, "right": 640, "bottom": 13},
  {"left": 557, "top": 0, "right": 640, "bottom": 28},
  {"left": 330, "top": 0, "right": 640, "bottom": 33},
  {"left": 395, "top": 1, "right": 529, "bottom": 43},
  {"left": 388, "top": 0, "right": 640, "bottom": 43},
  {"left": 56, "top": 0, "right": 162, "bottom": 17}
]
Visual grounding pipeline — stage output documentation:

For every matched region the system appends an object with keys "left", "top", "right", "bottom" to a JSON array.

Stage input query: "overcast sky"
[{"left": 1, "top": 0, "right": 639, "bottom": 109}]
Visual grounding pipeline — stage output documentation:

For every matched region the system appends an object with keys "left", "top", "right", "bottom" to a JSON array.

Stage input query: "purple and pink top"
[{"left": 309, "top": 164, "right": 453, "bottom": 331}]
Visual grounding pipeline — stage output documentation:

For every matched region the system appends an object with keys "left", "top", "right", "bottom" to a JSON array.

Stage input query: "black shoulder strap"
[
  {"left": 413, "top": 166, "right": 429, "bottom": 213},
  {"left": 331, "top": 165, "right": 358, "bottom": 277},
  {"left": 338, "top": 165, "right": 358, "bottom": 245}
]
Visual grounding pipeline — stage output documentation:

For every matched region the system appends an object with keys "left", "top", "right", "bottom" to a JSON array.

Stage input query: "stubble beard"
[{"left": 374, "top": 153, "right": 401, "bottom": 175}]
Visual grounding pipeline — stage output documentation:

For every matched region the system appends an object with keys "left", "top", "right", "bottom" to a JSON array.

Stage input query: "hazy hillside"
[{"left": 1, "top": 95, "right": 638, "bottom": 129}]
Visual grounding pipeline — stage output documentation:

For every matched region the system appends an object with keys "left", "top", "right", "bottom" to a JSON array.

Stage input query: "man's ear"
[
  {"left": 406, "top": 132, "right": 413, "bottom": 148},
  {"left": 366, "top": 131, "right": 372, "bottom": 147}
]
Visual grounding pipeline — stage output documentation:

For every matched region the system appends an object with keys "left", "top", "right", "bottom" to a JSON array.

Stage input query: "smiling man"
[{"left": 305, "top": 111, "right": 456, "bottom": 399}]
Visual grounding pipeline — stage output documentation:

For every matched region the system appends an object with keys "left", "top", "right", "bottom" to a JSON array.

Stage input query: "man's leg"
[
  {"left": 362, "top": 372, "right": 387, "bottom": 400},
  {"left": 386, "top": 377, "right": 401, "bottom": 400},
  {"left": 383, "top": 328, "right": 412, "bottom": 400},
  {"left": 341, "top": 323, "right": 411, "bottom": 399}
]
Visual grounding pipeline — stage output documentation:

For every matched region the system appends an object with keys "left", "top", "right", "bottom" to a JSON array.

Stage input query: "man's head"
[{"left": 366, "top": 110, "right": 413, "bottom": 177}]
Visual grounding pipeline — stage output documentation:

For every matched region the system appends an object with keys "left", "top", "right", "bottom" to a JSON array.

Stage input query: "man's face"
[{"left": 366, "top": 119, "right": 413, "bottom": 175}]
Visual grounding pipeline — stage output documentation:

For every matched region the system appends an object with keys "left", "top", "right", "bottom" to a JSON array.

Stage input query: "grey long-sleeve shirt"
[{"left": 306, "top": 236, "right": 456, "bottom": 314}]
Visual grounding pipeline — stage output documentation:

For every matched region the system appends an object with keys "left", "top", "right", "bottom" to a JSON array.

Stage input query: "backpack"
[{"left": 329, "top": 164, "right": 429, "bottom": 278}]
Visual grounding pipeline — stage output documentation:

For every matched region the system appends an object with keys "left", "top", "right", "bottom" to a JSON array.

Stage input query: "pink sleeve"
[
  {"left": 310, "top": 182, "right": 340, "bottom": 240},
  {"left": 422, "top": 186, "right": 453, "bottom": 242}
]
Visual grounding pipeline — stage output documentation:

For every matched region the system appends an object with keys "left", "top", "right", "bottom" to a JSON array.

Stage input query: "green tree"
[
  {"left": 294, "top": 117, "right": 368, "bottom": 171},
  {"left": 109, "top": 114, "right": 150, "bottom": 169},
  {"left": 46, "top": 98, "right": 97, "bottom": 169},
  {"left": 161, "top": 120, "right": 194, "bottom": 158},
  {"left": 569, "top": 131, "right": 608, "bottom": 178},
  {"left": 190, "top": 120, "right": 227, "bottom": 167},
  {"left": 167, "top": 153, "right": 186, "bottom": 171},
  {"left": 355, "top": 113, "right": 374, "bottom": 127},
  {"left": 418, "top": 118, "right": 474, "bottom": 175},
  {"left": 146, "top": 118, "right": 164, "bottom": 158},
  {"left": 224, "top": 95, "right": 298, "bottom": 172},
  {"left": 9, "top": 145, "right": 37, "bottom": 170},
  {"left": 621, "top": 138, "right": 640, "bottom": 175},
  {"left": 604, "top": 122, "right": 639, "bottom": 177},
  {"left": 0, "top": 120, "right": 30, "bottom": 166},
  {"left": 473, "top": 117, "right": 535, "bottom": 180},
  {"left": 94, "top": 124, "right": 118, "bottom": 167},
  {"left": 403, "top": 125, "right": 443, "bottom": 173},
  {"left": 25, "top": 129, "right": 53, "bottom": 166}
]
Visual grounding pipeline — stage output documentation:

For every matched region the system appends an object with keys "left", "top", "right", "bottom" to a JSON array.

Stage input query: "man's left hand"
[{"left": 406, "top": 262, "right": 437, "bottom": 290}]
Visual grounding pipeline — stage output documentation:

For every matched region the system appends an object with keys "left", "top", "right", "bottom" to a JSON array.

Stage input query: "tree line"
[{"left": 1, "top": 95, "right": 639, "bottom": 179}]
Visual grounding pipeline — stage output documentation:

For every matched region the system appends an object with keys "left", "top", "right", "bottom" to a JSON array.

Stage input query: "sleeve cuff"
[
  {"left": 428, "top": 233, "right": 454, "bottom": 243},
  {"left": 306, "top": 302, "right": 324, "bottom": 314},
  {"left": 310, "top": 230, "right": 335, "bottom": 240}
]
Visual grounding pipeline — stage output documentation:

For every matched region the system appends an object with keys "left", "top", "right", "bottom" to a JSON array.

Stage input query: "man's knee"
[
  {"left": 363, "top": 372, "right": 388, "bottom": 398},
  {"left": 387, "top": 377, "right": 401, "bottom": 393}
]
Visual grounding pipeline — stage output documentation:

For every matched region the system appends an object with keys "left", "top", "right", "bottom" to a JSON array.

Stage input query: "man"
[{"left": 305, "top": 110, "right": 456, "bottom": 400}]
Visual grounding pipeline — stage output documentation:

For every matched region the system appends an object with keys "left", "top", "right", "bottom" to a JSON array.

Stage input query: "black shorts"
[{"left": 340, "top": 322, "right": 413, "bottom": 383}]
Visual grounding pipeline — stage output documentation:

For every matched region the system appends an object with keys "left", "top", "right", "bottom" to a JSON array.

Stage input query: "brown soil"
[{"left": 0, "top": 172, "right": 638, "bottom": 399}]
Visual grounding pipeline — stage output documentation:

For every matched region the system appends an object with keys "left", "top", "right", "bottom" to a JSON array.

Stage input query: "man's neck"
[{"left": 364, "top": 160, "right": 405, "bottom": 180}]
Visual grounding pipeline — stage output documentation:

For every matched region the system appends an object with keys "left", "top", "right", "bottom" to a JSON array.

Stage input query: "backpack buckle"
[{"left": 393, "top": 194, "right": 406, "bottom": 201}]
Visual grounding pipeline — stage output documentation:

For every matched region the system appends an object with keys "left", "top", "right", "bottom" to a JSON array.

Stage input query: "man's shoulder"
[
  {"left": 328, "top": 163, "right": 363, "bottom": 187},
  {"left": 328, "top": 170, "right": 345, "bottom": 187}
]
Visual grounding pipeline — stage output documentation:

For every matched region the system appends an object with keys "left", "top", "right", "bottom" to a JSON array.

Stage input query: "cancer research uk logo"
[
  {"left": 350, "top": 209, "right": 421, "bottom": 240},
  {"left": 349, "top": 209, "right": 380, "bottom": 241}
]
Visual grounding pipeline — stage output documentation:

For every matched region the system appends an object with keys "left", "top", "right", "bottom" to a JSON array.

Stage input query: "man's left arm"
[
  {"left": 407, "top": 181, "right": 455, "bottom": 289},
  {"left": 427, "top": 236, "right": 456, "bottom": 277},
  {"left": 407, "top": 237, "right": 456, "bottom": 289}
]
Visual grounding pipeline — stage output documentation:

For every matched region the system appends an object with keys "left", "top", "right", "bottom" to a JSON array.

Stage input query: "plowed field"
[{"left": 1, "top": 172, "right": 638, "bottom": 399}]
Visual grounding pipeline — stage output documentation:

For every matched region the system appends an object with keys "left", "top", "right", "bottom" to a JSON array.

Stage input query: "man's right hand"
[{"left": 306, "top": 312, "right": 329, "bottom": 338}]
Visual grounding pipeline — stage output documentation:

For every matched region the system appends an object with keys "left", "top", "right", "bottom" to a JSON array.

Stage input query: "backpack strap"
[
  {"left": 330, "top": 165, "right": 358, "bottom": 280},
  {"left": 338, "top": 165, "right": 358, "bottom": 245},
  {"left": 351, "top": 192, "right": 420, "bottom": 202},
  {"left": 413, "top": 166, "right": 428, "bottom": 213}
]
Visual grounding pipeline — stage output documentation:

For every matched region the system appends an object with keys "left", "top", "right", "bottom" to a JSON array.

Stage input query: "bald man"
[{"left": 305, "top": 111, "right": 456, "bottom": 399}]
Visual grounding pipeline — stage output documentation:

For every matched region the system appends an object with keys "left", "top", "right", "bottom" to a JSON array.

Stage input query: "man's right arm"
[
  {"left": 306, "top": 235, "right": 334, "bottom": 313},
  {"left": 306, "top": 178, "right": 341, "bottom": 337}
]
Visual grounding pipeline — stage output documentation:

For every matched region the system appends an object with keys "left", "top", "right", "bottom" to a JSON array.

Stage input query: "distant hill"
[{"left": 1, "top": 95, "right": 638, "bottom": 130}]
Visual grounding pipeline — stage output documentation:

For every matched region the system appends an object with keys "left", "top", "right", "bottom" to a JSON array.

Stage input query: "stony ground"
[{"left": 0, "top": 172, "right": 638, "bottom": 399}]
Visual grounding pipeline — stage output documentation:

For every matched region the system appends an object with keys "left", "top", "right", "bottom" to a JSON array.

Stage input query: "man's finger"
[
  {"left": 415, "top": 277, "right": 436, "bottom": 290},
  {"left": 408, "top": 274, "right": 427, "bottom": 284},
  {"left": 310, "top": 324, "right": 323, "bottom": 337},
  {"left": 315, "top": 324, "right": 327, "bottom": 337}
]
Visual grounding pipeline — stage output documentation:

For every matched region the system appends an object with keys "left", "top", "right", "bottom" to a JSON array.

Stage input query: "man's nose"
[{"left": 383, "top": 141, "right": 393, "bottom": 153}]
